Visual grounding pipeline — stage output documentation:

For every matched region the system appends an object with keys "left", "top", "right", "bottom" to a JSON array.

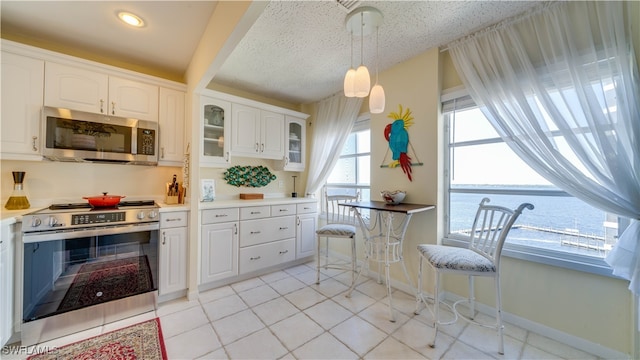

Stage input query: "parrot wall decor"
[{"left": 382, "top": 104, "right": 422, "bottom": 181}]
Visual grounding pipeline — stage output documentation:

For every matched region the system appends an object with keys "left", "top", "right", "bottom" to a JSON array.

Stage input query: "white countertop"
[
  {"left": 2, "top": 197, "right": 318, "bottom": 223},
  {"left": 198, "top": 196, "right": 317, "bottom": 210}
]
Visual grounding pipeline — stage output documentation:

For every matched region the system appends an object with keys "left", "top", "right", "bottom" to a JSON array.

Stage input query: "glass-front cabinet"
[
  {"left": 201, "top": 95, "right": 231, "bottom": 167},
  {"left": 279, "top": 116, "right": 306, "bottom": 172}
]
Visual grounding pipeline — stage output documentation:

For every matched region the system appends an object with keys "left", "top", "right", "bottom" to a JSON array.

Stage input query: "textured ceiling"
[
  {"left": 1, "top": 1, "right": 540, "bottom": 106},
  {"left": 212, "top": 1, "right": 540, "bottom": 104}
]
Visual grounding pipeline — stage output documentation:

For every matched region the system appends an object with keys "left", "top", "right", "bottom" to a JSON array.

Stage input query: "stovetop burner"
[
  {"left": 49, "top": 203, "right": 92, "bottom": 210},
  {"left": 119, "top": 200, "right": 156, "bottom": 207}
]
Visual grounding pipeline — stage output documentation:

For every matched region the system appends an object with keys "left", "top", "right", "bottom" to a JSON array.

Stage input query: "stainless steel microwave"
[{"left": 42, "top": 106, "right": 158, "bottom": 165}]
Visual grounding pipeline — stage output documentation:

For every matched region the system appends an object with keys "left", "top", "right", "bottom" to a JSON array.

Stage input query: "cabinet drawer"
[
  {"left": 240, "top": 206, "right": 270, "bottom": 220},
  {"left": 239, "top": 238, "right": 295, "bottom": 274},
  {"left": 296, "top": 203, "right": 317, "bottom": 214},
  {"left": 271, "top": 204, "right": 296, "bottom": 216},
  {"left": 202, "top": 208, "right": 239, "bottom": 224},
  {"left": 240, "top": 216, "right": 295, "bottom": 247},
  {"left": 160, "top": 211, "right": 188, "bottom": 228}
]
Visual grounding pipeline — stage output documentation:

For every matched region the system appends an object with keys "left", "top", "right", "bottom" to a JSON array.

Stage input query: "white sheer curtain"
[
  {"left": 304, "top": 94, "right": 362, "bottom": 196},
  {"left": 448, "top": 2, "right": 640, "bottom": 293}
]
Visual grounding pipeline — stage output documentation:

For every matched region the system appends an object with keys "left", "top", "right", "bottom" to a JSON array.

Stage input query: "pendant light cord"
[
  {"left": 350, "top": 30, "right": 354, "bottom": 68},
  {"left": 360, "top": 11, "right": 364, "bottom": 66},
  {"left": 375, "top": 25, "right": 379, "bottom": 84}
]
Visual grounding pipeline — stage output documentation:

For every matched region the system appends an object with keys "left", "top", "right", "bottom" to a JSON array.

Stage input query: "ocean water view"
[{"left": 449, "top": 189, "right": 616, "bottom": 258}]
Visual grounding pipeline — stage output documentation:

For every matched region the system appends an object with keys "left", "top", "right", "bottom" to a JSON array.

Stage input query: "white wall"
[{"left": 0, "top": 160, "right": 181, "bottom": 205}]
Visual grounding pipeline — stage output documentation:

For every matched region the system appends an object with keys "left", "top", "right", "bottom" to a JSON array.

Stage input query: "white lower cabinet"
[
  {"left": 200, "top": 208, "right": 239, "bottom": 285},
  {"left": 296, "top": 214, "right": 317, "bottom": 258},
  {"left": 159, "top": 211, "right": 188, "bottom": 297},
  {"left": 239, "top": 205, "right": 297, "bottom": 275},
  {"left": 199, "top": 201, "right": 316, "bottom": 287},
  {"left": 0, "top": 221, "right": 15, "bottom": 346},
  {"left": 239, "top": 239, "right": 296, "bottom": 274}
]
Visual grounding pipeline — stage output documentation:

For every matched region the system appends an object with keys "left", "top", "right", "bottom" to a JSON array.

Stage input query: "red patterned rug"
[
  {"left": 28, "top": 318, "right": 167, "bottom": 360},
  {"left": 58, "top": 256, "right": 154, "bottom": 313}
]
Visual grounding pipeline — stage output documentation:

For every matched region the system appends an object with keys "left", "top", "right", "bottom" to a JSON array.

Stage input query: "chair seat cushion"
[
  {"left": 417, "top": 244, "right": 496, "bottom": 272},
  {"left": 316, "top": 224, "right": 356, "bottom": 237}
]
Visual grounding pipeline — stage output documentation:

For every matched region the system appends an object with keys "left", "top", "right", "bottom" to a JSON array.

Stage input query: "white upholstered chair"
[
  {"left": 316, "top": 190, "right": 360, "bottom": 286},
  {"left": 415, "top": 197, "right": 533, "bottom": 355}
]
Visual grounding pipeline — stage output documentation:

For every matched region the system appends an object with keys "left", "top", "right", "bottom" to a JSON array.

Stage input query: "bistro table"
[{"left": 341, "top": 200, "right": 436, "bottom": 322}]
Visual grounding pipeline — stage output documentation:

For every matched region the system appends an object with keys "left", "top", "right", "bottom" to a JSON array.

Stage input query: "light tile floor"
[{"left": 5, "top": 261, "right": 602, "bottom": 359}]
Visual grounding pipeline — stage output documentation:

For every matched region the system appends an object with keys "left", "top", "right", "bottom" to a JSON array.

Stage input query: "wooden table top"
[{"left": 340, "top": 201, "right": 435, "bottom": 214}]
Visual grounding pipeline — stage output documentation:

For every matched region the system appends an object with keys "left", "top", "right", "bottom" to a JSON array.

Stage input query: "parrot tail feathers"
[{"left": 399, "top": 152, "right": 412, "bottom": 181}]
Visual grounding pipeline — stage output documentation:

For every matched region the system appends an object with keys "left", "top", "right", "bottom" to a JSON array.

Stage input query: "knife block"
[{"left": 165, "top": 183, "right": 179, "bottom": 205}]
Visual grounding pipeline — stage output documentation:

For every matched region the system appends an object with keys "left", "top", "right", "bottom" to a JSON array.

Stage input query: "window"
[
  {"left": 443, "top": 95, "right": 622, "bottom": 276},
  {"left": 326, "top": 118, "right": 370, "bottom": 201}
]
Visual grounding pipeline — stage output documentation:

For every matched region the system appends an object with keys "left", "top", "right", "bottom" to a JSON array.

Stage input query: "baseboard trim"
[
  {"left": 443, "top": 292, "right": 629, "bottom": 359},
  {"left": 329, "top": 249, "right": 629, "bottom": 360}
]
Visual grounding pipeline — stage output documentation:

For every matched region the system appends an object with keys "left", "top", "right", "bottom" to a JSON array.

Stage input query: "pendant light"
[
  {"left": 344, "top": 30, "right": 356, "bottom": 97},
  {"left": 354, "top": 11, "right": 370, "bottom": 98},
  {"left": 369, "top": 25, "right": 385, "bottom": 113},
  {"left": 344, "top": 7, "right": 384, "bottom": 105}
]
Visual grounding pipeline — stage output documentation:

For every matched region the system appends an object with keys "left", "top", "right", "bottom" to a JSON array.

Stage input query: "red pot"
[{"left": 83, "top": 192, "right": 126, "bottom": 207}]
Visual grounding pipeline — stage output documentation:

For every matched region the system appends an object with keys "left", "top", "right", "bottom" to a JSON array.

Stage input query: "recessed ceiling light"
[{"left": 117, "top": 11, "right": 145, "bottom": 28}]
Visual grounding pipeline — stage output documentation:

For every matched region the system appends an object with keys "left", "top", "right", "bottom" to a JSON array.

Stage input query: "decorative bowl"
[{"left": 381, "top": 190, "right": 406, "bottom": 205}]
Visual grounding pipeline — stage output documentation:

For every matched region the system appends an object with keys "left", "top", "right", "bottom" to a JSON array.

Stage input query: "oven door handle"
[{"left": 22, "top": 223, "right": 160, "bottom": 243}]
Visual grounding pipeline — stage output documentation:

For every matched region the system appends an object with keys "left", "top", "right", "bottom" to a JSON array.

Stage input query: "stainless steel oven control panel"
[{"left": 23, "top": 207, "right": 159, "bottom": 232}]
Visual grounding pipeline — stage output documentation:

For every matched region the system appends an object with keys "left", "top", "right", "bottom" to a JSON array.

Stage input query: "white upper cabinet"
[
  {"left": 108, "top": 76, "right": 159, "bottom": 121},
  {"left": 201, "top": 95, "right": 231, "bottom": 167},
  {"left": 230, "top": 103, "right": 259, "bottom": 156},
  {"left": 45, "top": 62, "right": 158, "bottom": 121},
  {"left": 1, "top": 52, "right": 44, "bottom": 160},
  {"left": 200, "top": 90, "right": 308, "bottom": 164},
  {"left": 44, "top": 62, "right": 107, "bottom": 113},
  {"left": 231, "top": 103, "right": 284, "bottom": 159},
  {"left": 158, "top": 87, "right": 186, "bottom": 166},
  {"left": 275, "top": 116, "right": 306, "bottom": 172},
  {"left": 260, "top": 110, "right": 285, "bottom": 158}
]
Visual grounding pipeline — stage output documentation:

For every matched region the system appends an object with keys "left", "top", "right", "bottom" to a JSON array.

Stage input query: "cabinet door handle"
[
  {"left": 100, "top": 99, "right": 105, "bottom": 113},
  {"left": 111, "top": 101, "right": 116, "bottom": 115},
  {"left": 166, "top": 218, "right": 182, "bottom": 222},
  {"left": 279, "top": 209, "right": 289, "bottom": 212},
  {"left": 32, "top": 136, "right": 38, "bottom": 151},
  {"left": 279, "top": 227, "right": 288, "bottom": 230},
  {"left": 250, "top": 230, "right": 261, "bottom": 235},
  {"left": 234, "top": 223, "right": 238, "bottom": 235},
  {"left": 161, "top": 147, "right": 165, "bottom": 159},
  {"left": 285, "top": 156, "right": 289, "bottom": 165},
  {"left": 261, "top": 143, "right": 264, "bottom": 152},
  {"left": 255, "top": 142, "right": 259, "bottom": 152},
  {"left": 215, "top": 214, "right": 228, "bottom": 217},
  {"left": 162, "top": 231, "right": 166, "bottom": 245},
  {"left": 225, "top": 152, "right": 229, "bottom": 161},
  {"left": 250, "top": 256, "right": 261, "bottom": 260},
  {"left": 250, "top": 211, "right": 261, "bottom": 215},
  {"left": 279, "top": 250, "right": 288, "bottom": 255}
]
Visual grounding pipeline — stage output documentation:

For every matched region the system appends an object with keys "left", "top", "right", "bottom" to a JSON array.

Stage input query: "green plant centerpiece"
[{"left": 223, "top": 165, "right": 276, "bottom": 187}]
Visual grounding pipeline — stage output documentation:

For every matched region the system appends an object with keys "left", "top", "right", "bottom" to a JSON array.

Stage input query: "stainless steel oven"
[{"left": 20, "top": 200, "right": 159, "bottom": 346}]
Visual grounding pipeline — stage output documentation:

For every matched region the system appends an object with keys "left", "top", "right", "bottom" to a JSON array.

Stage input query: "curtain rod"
[{"left": 439, "top": 1, "right": 558, "bottom": 53}]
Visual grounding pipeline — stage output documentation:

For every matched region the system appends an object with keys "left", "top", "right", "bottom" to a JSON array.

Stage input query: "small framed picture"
[{"left": 201, "top": 179, "right": 215, "bottom": 202}]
